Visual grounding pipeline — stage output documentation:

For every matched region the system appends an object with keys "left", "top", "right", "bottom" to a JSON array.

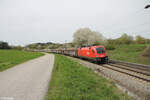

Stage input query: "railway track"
[
  {"left": 100, "top": 62, "right": 150, "bottom": 82},
  {"left": 67, "top": 55, "right": 150, "bottom": 83},
  {"left": 109, "top": 60, "right": 150, "bottom": 71},
  {"left": 29, "top": 49, "right": 150, "bottom": 83},
  {"left": 108, "top": 63, "right": 150, "bottom": 76}
]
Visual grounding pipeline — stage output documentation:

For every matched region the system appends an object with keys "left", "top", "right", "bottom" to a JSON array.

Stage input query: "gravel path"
[{"left": 0, "top": 53, "right": 54, "bottom": 100}]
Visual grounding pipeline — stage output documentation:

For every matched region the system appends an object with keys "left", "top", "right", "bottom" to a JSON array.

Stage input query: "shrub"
[
  {"left": 105, "top": 44, "right": 116, "bottom": 50},
  {"left": 142, "top": 46, "right": 150, "bottom": 57}
]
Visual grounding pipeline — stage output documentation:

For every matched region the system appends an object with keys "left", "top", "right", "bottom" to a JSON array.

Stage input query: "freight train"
[{"left": 51, "top": 46, "right": 108, "bottom": 63}]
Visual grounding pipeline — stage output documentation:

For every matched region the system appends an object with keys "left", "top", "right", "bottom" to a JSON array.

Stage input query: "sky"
[{"left": 0, "top": 0, "right": 150, "bottom": 46}]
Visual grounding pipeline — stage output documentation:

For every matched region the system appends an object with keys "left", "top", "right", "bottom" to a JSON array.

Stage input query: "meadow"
[
  {"left": 107, "top": 44, "right": 150, "bottom": 65},
  {"left": 0, "top": 50, "right": 44, "bottom": 71},
  {"left": 45, "top": 54, "right": 131, "bottom": 100}
]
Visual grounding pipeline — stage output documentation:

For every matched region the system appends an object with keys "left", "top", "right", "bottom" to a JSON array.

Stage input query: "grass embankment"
[
  {"left": 107, "top": 44, "right": 150, "bottom": 65},
  {"left": 45, "top": 54, "right": 130, "bottom": 100},
  {"left": 0, "top": 50, "right": 44, "bottom": 71}
]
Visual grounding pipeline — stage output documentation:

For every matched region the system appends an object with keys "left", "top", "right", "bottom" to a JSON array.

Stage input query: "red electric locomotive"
[
  {"left": 50, "top": 45, "right": 108, "bottom": 63},
  {"left": 77, "top": 46, "right": 108, "bottom": 63}
]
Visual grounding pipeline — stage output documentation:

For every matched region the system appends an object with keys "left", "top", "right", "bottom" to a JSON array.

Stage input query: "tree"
[
  {"left": 0, "top": 41, "right": 11, "bottom": 49},
  {"left": 73, "top": 28, "right": 105, "bottom": 47},
  {"left": 142, "top": 46, "right": 150, "bottom": 57},
  {"left": 135, "top": 35, "right": 146, "bottom": 44},
  {"left": 16, "top": 45, "right": 23, "bottom": 50},
  {"left": 117, "top": 33, "right": 133, "bottom": 44}
]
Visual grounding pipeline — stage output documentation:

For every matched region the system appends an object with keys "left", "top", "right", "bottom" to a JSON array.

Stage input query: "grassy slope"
[
  {"left": 45, "top": 54, "right": 130, "bottom": 100},
  {"left": 0, "top": 50, "right": 44, "bottom": 71},
  {"left": 107, "top": 44, "right": 150, "bottom": 65}
]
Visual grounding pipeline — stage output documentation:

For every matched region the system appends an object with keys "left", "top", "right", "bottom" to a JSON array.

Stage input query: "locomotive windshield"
[{"left": 96, "top": 47, "right": 105, "bottom": 54}]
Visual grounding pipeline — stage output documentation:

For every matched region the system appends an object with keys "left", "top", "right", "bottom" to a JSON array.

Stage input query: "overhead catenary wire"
[
  {"left": 100, "top": 7, "right": 145, "bottom": 31},
  {"left": 100, "top": 5, "right": 150, "bottom": 38},
  {"left": 107, "top": 20, "right": 150, "bottom": 33}
]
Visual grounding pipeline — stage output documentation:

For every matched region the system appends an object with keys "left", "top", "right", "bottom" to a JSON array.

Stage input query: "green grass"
[
  {"left": 0, "top": 50, "right": 44, "bottom": 71},
  {"left": 107, "top": 44, "right": 150, "bottom": 65},
  {"left": 45, "top": 54, "right": 131, "bottom": 100}
]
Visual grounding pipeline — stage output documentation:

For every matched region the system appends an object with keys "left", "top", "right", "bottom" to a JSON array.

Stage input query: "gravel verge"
[{"left": 68, "top": 56, "right": 150, "bottom": 100}]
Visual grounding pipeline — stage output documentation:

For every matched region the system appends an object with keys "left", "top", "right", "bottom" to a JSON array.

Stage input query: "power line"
[
  {"left": 100, "top": 7, "right": 145, "bottom": 31},
  {"left": 100, "top": 5, "right": 150, "bottom": 38},
  {"left": 110, "top": 22, "right": 150, "bottom": 32},
  {"left": 101, "top": 5, "right": 150, "bottom": 34},
  {"left": 132, "top": 29, "right": 150, "bottom": 34}
]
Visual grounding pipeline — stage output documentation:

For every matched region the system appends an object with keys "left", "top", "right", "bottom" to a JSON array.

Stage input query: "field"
[
  {"left": 107, "top": 44, "right": 150, "bottom": 65},
  {"left": 45, "top": 54, "right": 131, "bottom": 100},
  {"left": 0, "top": 50, "right": 44, "bottom": 71}
]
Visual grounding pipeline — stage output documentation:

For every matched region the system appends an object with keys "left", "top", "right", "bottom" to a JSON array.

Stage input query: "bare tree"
[{"left": 73, "top": 28, "right": 105, "bottom": 47}]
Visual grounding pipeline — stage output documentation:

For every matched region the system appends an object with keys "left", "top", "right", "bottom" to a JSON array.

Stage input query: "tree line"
[
  {"left": 107, "top": 34, "right": 150, "bottom": 45},
  {"left": 73, "top": 28, "right": 150, "bottom": 47},
  {"left": 0, "top": 41, "right": 22, "bottom": 50},
  {"left": 1, "top": 28, "right": 149, "bottom": 50},
  {"left": 0, "top": 41, "right": 11, "bottom": 49}
]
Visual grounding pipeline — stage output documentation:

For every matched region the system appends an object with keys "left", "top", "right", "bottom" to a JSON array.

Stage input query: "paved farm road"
[{"left": 0, "top": 53, "right": 54, "bottom": 100}]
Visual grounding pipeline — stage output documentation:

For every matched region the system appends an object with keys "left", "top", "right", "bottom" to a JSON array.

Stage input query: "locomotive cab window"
[{"left": 96, "top": 47, "right": 105, "bottom": 54}]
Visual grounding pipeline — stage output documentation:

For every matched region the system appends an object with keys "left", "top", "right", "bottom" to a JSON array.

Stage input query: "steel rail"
[
  {"left": 109, "top": 60, "right": 150, "bottom": 72},
  {"left": 108, "top": 63, "right": 150, "bottom": 76},
  {"left": 101, "top": 64, "right": 150, "bottom": 82}
]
